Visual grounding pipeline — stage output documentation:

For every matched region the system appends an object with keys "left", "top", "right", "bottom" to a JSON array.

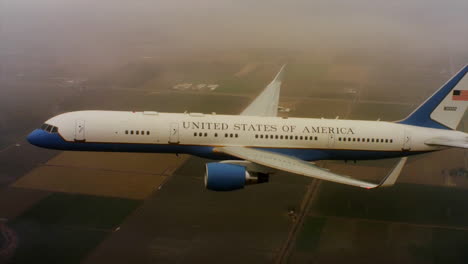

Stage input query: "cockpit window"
[{"left": 40, "top": 123, "right": 58, "bottom": 133}]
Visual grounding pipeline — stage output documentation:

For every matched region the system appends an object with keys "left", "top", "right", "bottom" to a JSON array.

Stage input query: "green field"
[
  {"left": 10, "top": 193, "right": 140, "bottom": 264},
  {"left": 294, "top": 217, "right": 326, "bottom": 252},
  {"left": 288, "top": 181, "right": 468, "bottom": 263},
  {"left": 312, "top": 183, "right": 468, "bottom": 227}
]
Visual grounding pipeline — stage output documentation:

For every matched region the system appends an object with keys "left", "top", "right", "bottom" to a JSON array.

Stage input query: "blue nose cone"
[{"left": 27, "top": 129, "right": 54, "bottom": 148}]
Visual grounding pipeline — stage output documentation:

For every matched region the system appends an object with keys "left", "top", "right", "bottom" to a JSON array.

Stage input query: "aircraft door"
[
  {"left": 169, "top": 123, "right": 180, "bottom": 144},
  {"left": 74, "top": 119, "right": 86, "bottom": 142},
  {"left": 402, "top": 129, "right": 411, "bottom": 151},
  {"left": 327, "top": 133, "right": 336, "bottom": 148}
]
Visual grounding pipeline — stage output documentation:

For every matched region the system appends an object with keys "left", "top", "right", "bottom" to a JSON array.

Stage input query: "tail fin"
[{"left": 398, "top": 64, "right": 468, "bottom": 130}]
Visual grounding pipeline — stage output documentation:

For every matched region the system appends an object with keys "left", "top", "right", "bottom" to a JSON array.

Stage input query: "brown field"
[
  {"left": 326, "top": 64, "right": 370, "bottom": 84},
  {"left": 46, "top": 151, "right": 183, "bottom": 175},
  {"left": 13, "top": 152, "right": 188, "bottom": 199}
]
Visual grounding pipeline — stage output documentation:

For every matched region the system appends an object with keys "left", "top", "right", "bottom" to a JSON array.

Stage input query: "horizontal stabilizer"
[
  {"left": 214, "top": 146, "right": 407, "bottom": 189},
  {"left": 425, "top": 137, "right": 468, "bottom": 149}
]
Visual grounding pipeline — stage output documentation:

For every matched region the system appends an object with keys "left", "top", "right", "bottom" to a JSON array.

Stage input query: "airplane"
[{"left": 27, "top": 64, "right": 468, "bottom": 191}]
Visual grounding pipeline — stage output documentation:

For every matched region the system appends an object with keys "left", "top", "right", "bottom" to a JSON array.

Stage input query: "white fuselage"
[{"left": 39, "top": 110, "right": 465, "bottom": 161}]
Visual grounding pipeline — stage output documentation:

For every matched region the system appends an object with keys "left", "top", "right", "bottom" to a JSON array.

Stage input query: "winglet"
[
  {"left": 376, "top": 157, "right": 407, "bottom": 188},
  {"left": 241, "top": 64, "right": 286, "bottom": 117}
]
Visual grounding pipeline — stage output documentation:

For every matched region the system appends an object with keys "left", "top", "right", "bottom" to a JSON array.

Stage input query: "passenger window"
[
  {"left": 136, "top": 131, "right": 139, "bottom": 135},
  {"left": 385, "top": 139, "right": 388, "bottom": 143},
  {"left": 230, "top": 133, "right": 233, "bottom": 138},
  {"left": 141, "top": 130, "right": 144, "bottom": 135},
  {"left": 147, "top": 131, "right": 150, "bottom": 135},
  {"left": 255, "top": 135, "right": 258, "bottom": 138},
  {"left": 204, "top": 133, "right": 208, "bottom": 137},
  {"left": 352, "top": 138, "right": 355, "bottom": 142},
  {"left": 125, "top": 130, "right": 129, "bottom": 134},
  {"left": 315, "top": 136, "right": 318, "bottom": 140},
  {"left": 300, "top": 136, "right": 303, "bottom": 140},
  {"left": 280, "top": 135, "right": 283, "bottom": 139},
  {"left": 215, "top": 133, "right": 218, "bottom": 137},
  {"left": 260, "top": 135, "right": 263, "bottom": 139},
  {"left": 131, "top": 130, "right": 134, "bottom": 135},
  {"left": 235, "top": 134, "right": 238, "bottom": 138},
  {"left": 295, "top": 136, "right": 298, "bottom": 140},
  {"left": 275, "top": 135, "right": 278, "bottom": 139},
  {"left": 194, "top": 132, "right": 197, "bottom": 136},
  {"left": 225, "top": 133, "right": 228, "bottom": 137},
  {"left": 390, "top": 139, "right": 393, "bottom": 143}
]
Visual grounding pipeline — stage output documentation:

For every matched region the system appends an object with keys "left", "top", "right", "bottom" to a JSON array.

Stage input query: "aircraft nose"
[{"left": 27, "top": 129, "right": 50, "bottom": 147}]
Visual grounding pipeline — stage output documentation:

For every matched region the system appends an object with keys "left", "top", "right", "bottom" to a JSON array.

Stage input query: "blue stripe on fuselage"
[{"left": 27, "top": 129, "right": 430, "bottom": 161}]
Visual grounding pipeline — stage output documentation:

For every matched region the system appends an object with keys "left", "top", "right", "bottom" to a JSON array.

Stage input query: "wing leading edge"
[
  {"left": 214, "top": 146, "right": 407, "bottom": 189},
  {"left": 240, "top": 65, "right": 286, "bottom": 117}
]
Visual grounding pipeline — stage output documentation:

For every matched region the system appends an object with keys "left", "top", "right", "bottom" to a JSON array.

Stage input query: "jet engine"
[{"left": 204, "top": 162, "right": 269, "bottom": 191}]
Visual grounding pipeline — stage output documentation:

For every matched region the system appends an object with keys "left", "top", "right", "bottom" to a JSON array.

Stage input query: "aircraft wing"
[
  {"left": 240, "top": 65, "right": 286, "bottom": 117},
  {"left": 214, "top": 146, "right": 407, "bottom": 189},
  {"left": 425, "top": 137, "right": 468, "bottom": 149}
]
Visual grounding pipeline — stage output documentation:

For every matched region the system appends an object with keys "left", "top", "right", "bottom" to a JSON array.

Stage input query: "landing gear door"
[
  {"left": 169, "top": 123, "right": 180, "bottom": 144},
  {"left": 74, "top": 119, "right": 86, "bottom": 142},
  {"left": 402, "top": 129, "right": 411, "bottom": 151}
]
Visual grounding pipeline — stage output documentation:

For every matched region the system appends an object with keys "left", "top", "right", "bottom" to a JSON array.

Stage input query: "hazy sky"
[{"left": 1, "top": 0, "right": 467, "bottom": 70}]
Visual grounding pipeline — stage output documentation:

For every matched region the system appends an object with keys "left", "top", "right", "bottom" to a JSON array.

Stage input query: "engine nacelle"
[{"left": 205, "top": 163, "right": 269, "bottom": 191}]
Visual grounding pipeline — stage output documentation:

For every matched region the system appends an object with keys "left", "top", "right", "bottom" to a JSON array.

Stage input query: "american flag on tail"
[{"left": 452, "top": 90, "right": 468, "bottom": 101}]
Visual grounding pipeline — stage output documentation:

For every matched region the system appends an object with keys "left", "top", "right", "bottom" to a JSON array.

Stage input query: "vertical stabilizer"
[{"left": 399, "top": 65, "right": 468, "bottom": 130}]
